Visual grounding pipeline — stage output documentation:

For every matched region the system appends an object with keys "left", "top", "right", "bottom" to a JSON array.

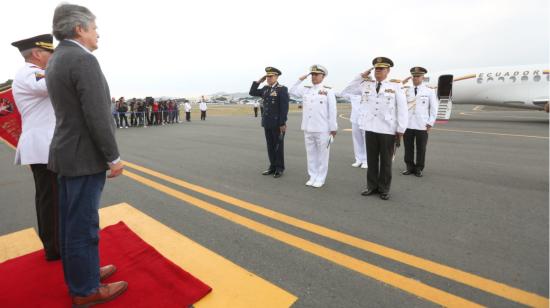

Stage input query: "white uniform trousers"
[
  {"left": 351, "top": 122, "right": 367, "bottom": 164},
  {"left": 304, "top": 131, "right": 331, "bottom": 184}
]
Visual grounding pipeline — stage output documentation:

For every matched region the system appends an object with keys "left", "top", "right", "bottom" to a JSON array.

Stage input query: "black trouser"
[
  {"left": 201, "top": 110, "right": 206, "bottom": 120},
  {"left": 404, "top": 129, "right": 429, "bottom": 172},
  {"left": 264, "top": 127, "right": 285, "bottom": 172},
  {"left": 30, "top": 164, "right": 60, "bottom": 259},
  {"left": 137, "top": 112, "right": 144, "bottom": 126},
  {"left": 254, "top": 107, "right": 258, "bottom": 117},
  {"left": 130, "top": 112, "right": 136, "bottom": 126},
  {"left": 186, "top": 112, "right": 191, "bottom": 121},
  {"left": 119, "top": 112, "right": 129, "bottom": 127},
  {"left": 366, "top": 131, "right": 396, "bottom": 194}
]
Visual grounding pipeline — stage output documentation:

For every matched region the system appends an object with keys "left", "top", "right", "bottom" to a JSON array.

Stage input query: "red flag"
[{"left": 0, "top": 87, "right": 22, "bottom": 148}]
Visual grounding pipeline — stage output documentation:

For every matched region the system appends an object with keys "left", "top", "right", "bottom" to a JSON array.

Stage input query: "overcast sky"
[{"left": 1, "top": 0, "right": 548, "bottom": 98}]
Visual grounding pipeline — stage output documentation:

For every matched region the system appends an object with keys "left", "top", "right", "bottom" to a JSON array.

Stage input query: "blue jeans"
[{"left": 58, "top": 172, "right": 106, "bottom": 297}]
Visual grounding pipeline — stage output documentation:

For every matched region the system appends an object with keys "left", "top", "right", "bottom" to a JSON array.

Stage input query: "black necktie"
[
  {"left": 376, "top": 82, "right": 381, "bottom": 93},
  {"left": 414, "top": 87, "right": 418, "bottom": 96}
]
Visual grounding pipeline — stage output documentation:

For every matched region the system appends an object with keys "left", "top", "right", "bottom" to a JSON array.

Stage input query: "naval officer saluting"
[
  {"left": 401, "top": 67, "right": 438, "bottom": 177},
  {"left": 290, "top": 65, "right": 337, "bottom": 188},
  {"left": 249, "top": 67, "right": 290, "bottom": 178},
  {"left": 11, "top": 34, "right": 60, "bottom": 260},
  {"left": 343, "top": 57, "right": 408, "bottom": 200}
]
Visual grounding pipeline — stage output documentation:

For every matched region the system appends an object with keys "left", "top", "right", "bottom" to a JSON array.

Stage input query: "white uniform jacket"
[
  {"left": 12, "top": 63, "right": 56, "bottom": 165},
  {"left": 342, "top": 74, "right": 407, "bottom": 135},
  {"left": 290, "top": 80, "right": 338, "bottom": 133},
  {"left": 404, "top": 84, "right": 438, "bottom": 130}
]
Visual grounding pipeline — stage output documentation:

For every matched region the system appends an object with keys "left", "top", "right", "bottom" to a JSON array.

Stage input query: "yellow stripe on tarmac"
[
  {"left": 124, "top": 161, "right": 549, "bottom": 308},
  {"left": 123, "top": 170, "right": 483, "bottom": 308},
  {"left": 0, "top": 228, "right": 42, "bottom": 262},
  {"left": 99, "top": 203, "right": 297, "bottom": 308},
  {"left": 432, "top": 127, "right": 549, "bottom": 139}
]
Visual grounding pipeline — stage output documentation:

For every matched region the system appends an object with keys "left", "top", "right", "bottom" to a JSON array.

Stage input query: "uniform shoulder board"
[
  {"left": 304, "top": 85, "right": 312, "bottom": 88},
  {"left": 323, "top": 85, "right": 332, "bottom": 89},
  {"left": 389, "top": 79, "right": 402, "bottom": 83},
  {"left": 403, "top": 86, "right": 411, "bottom": 89}
]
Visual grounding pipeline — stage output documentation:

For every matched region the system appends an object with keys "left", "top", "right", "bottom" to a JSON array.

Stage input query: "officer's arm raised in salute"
[
  {"left": 289, "top": 73, "right": 310, "bottom": 98},
  {"left": 341, "top": 68, "right": 373, "bottom": 96},
  {"left": 249, "top": 75, "right": 267, "bottom": 97}
]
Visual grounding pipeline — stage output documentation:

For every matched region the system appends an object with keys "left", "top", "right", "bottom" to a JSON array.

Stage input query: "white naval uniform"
[
  {"left": 347, "top": 94, "right": 367, "bottom": 166},
  {"left": 12, "top": 63, "right": 56, "bottom": 165},
  {"left": 404, "top": 84, "right": 438, "bottom": 130},
  {"left": 290, "top": 80, "right": 338, "bottom": 186},
  {"left": 342, "top": 75, "right": 408, "bottom": 135},
  {"left": 184, "top": 102, "right": 192, "bottom": 112},
  {"left": 199, "top": 101, "right": 207, "bottom": 111}
]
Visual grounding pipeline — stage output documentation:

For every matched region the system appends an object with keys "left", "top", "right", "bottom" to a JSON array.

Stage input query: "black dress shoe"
[
  {"left": 379, "top": 193, "right": 390, "bottom": 200},
  {"left": 273, "top": 171, "right": 283, "bottom": 178},
  {"left": 361, "top": 188, "right": 378, "bottom": 196},
  {"left": 415, "top": 170, "right": 423, "bottom": 177},
  {"left": 262, "top": 169, "right": 275, "bottom": 175},
  {"left": 402, "top": 170, "right": 413, "bottom": 175}
]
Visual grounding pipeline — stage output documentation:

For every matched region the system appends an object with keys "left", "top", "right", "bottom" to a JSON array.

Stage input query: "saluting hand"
[
  {"left": 299, "top": 73, "right": 310, "bottom": 81},
  {"left": 257, "top": 75, "right": 267, "bottom": 84},
  {"left": 402, "top": 76, "right": 412, "bottom": 84},
  {"left": 361, "top": 68, "right": 373, "bottom": 79},
  {"left": 108, "top": 161, "right": 124, "bottom": 178}
]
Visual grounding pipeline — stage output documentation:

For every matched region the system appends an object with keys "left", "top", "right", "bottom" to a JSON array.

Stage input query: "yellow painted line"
[
  {"left": 432, "top": 127, "right": 549, "bottom": 140},
  {"left": 122, "top": 169, "right": 483, "bottom": 308},
  {"left": 343, "top": 128, "right": 352, "bottom": 132},
  {"left": 0, "top": 228, "right": 42, "bottom": 262},
  {"left": 99, "top": 203, "right": 296, "bottom": 308},
  {"left": 123, "top": 161, "right": 550, "bottom": 308}
]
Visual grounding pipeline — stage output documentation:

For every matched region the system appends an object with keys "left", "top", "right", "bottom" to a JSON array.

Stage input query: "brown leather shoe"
[
  {"left": 99, "top": 264, "right": 116, "bottom": 281},
  {"left": 72, "top": 281, "right": 128, "bottom": 307}
]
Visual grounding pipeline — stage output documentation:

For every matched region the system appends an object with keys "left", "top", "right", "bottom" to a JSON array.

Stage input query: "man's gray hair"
[{"left": 52, "top": 3, "right": 96, "bottom": 41}]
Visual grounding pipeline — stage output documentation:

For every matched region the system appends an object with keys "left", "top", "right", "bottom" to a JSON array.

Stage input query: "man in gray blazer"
[{"left": 46, "top": 4, "right": 127, "bottom": 306}]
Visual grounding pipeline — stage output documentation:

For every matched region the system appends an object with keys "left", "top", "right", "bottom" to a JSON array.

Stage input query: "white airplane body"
[{"left": 412, "top": 64, "right": 550, "bottom": 119}]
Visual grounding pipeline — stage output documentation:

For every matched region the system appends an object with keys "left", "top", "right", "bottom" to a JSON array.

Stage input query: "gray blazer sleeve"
[{"left": 74, "top": 54, "right": 120, "bottom": 162}]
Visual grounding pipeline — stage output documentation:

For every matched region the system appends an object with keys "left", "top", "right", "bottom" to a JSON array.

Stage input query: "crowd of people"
[{"left": 111, "top": 97, "right": 195, "bottom": 128}]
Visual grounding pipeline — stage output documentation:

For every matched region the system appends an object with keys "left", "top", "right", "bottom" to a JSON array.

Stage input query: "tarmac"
[{"left": 0, "top": 104, "right": 548, "bottom": 307}]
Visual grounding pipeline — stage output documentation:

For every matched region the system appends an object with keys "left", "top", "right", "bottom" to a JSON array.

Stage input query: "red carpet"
[{"left": 0, "top": 222, "right": 212, "bottom": 307}]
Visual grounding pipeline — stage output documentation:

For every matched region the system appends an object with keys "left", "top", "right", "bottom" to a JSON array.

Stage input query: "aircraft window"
[
  {"left": 521, "top": 75, "right": 528, "bottom": 82},
  {"left": 487, "top": 77, "right": 494, "bottom": 82},
  {"left": 534, "top": 75, "right": 541, "bottom": 82},
  {"left": 477, "top": 78, "right": 483, "bottom": 84},
  {"left": 510, "top": 76, "right": 517, "bottom": 82},
  {"left": 498, "top": 77, "right": 505, "bottom": 82},
  {"left": 547, "top": 74, "right": 549, "bottom": 81}
]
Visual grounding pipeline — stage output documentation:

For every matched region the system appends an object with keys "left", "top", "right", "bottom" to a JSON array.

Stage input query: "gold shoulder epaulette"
[
  {"left": 389, "top": 79, "right": 402, "bottom": 83},
  {"left": 304, "top": 86, "right": 312, "bottom": 88},
  {"left": 323, "top": 85, "right": 332, "bottom": 89}
]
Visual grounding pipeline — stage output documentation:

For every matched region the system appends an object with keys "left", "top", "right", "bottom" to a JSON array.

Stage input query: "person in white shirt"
[
  {"left": 341, "top": 57, "right": 408, "bottom": 200},
  {"left": 401, "top": 67, "right": 439, "bottom": 177},
  {"left": 199, "top": 96, "right": 207, "bottom": 120},
  {"left": 11, "top": 34, "right": 59, "bottom": 260},
  {"left": 342, "top": 93, "right": 368, "bottom": 169},
  {"left": 290, "top": 65, "right": 338, "bottom": 188},
  {"left": 184, "top": 101, "right": 192, "bottom": 122}
]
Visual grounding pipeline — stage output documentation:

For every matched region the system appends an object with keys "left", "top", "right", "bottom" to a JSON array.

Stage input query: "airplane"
[{"left": 411, "top": 64, "right": 550, "bottom": 120}]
